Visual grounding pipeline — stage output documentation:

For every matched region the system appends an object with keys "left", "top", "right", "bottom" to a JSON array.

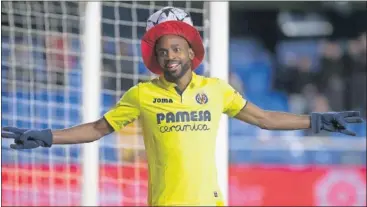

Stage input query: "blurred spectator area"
[{"left": 1, "top": 2, "right": 366, "bottom": 166}]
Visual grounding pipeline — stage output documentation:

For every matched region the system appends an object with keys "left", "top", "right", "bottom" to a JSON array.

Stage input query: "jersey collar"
[{"left": 159, "top": 72, "right": 200, "bottom": 91}]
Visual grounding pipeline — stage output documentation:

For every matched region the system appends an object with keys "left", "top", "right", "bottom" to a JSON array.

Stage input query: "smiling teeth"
[{"left": 168, "top": 64, "right": 178, "bottom": 68}]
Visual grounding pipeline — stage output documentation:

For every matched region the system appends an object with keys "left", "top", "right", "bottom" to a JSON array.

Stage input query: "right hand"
[{"left": 1, "top": 127, "right": 53, "bottom": 150}]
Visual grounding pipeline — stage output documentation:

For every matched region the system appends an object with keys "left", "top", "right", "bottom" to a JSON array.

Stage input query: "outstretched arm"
[
  {"left": 2, "top": 117, "right": 115, "bottom": 149},
  {"left": 52, "top": 117, "right": 114, "bottom": 144},
  {"left": 234, "top": 101, "right": 363, "bottom": 136},
  {"left": 218, "top": 78, "right": 362, "bottom": 136},
  {"left": 235, "top": 102, "right": 311, "bottom": 131}
]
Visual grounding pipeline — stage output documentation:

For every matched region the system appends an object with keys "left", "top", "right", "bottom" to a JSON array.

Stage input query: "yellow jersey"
[{"left": 104, "top": 72, "right": 247, "bottom": 206}]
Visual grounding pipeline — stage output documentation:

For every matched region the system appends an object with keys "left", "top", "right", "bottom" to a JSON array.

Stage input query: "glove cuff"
[
  {"left": 40, "top": 129, "right": 53, "bottom": 147},
  {"left": 311, "top": 113, "right": 322, "bottom": 134}
]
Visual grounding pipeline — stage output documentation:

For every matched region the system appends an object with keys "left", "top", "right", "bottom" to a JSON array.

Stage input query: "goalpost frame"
[
  {"left": 80, "top": 1, "right": 230, "bottom": 206},
  {"left": 209, "top": 2, "right": 230, "bottom": 205},
  {"left": 81, "top": 2, "right": 101, "bottom": 206}
]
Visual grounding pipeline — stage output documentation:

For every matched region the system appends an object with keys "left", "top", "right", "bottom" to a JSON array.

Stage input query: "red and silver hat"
[{"left": 141, "top": 7, "right": 205, "bottom": 75}]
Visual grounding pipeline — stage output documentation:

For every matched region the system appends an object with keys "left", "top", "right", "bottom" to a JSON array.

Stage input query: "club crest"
[{"left": 195, "top": 93, "right": 208, "bottom": 104}]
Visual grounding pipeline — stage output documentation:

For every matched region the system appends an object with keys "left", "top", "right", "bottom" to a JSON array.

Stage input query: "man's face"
[{"left": 155, "top": 35, "right": 194, "bottom": 81}]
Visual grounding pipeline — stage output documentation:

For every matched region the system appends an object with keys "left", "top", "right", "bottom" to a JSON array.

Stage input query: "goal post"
[
  {"left": 209, "top": 2, "right": 230, "bottom": 205},
  {"left": 81, "top": 2, "right": 101, "bottom": 206}
]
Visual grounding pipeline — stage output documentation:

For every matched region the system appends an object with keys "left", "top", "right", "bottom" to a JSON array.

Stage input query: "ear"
[{"left": 188, "top": 48, "right": 195, "bottom": 60}]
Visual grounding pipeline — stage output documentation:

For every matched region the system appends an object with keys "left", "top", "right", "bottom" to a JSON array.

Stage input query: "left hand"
[{"left": 311, "top": 111, "right": 364, "bottom": 136}]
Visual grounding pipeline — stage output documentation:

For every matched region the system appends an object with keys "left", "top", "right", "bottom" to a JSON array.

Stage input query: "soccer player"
[{"left": 2, "top": 7, "right": 364, "bottom": 206}]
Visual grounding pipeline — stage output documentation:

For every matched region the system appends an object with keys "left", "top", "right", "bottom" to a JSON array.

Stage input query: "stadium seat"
[
  {"left": 100, "top": 146, "right": 119, "bottom": 162},
  {"left": 195, "top": 64, "right": 205, "bottom": 75},
  {"left": 1, "top": 66, "right": 9, "bottom": 80},
  {"left": 34, "top": 90, "right": 49, "bottom": 102},
  {"left": 1, "top": 88, "right": 10, "bottom": 98},
  {"left": 99, "top": 133, "right": 119, "bottom": 162},
  {"left": 70, "top": 37, "right": 81, "bottom": 53},
  {"left": 1, "top": 99, "right": 11, "bottom": 114},
  {"left": 238, "top": 62, "right": 272, "bottom": 95},
  {"left": 16, "top": 91, "right": 31, "bottom": 100},
  {"left": 68, "top": 108, "right": 81, "bottom": 125},
  {"left": 69, "top": 90, "right": 82, "bottom": 105},
  {"left": 265, "top": 92, "right": 289, "bottom": 111},
  {"left": 16, "top": 101, "right": 31, "bottom": 117},
  {"left": 70, "top": 146, "right": 81, "bottom": 160},
  {"left": 68, "top": 72, "right": 82, "bottom": 89},
  {"left": 102, "top": 93, "right": 116, "bottom": 108},
  {"left": 138, "top": 62, "right": 149, "bottom": 75},
  {"left": 229, "top": 118, "right": 257, "bottom": 137},
  {"left": 49, "top": 89, "right": 65, "bottom": 103},
  {"left": 230, "top": 38, "right": 263, "bottom": 68},
  {"left": 33, "top": 122, "right": 49, "bottom": 129},
  {"left": 276, "top": 39, "right": 320, "bottom": 70},
  {"left": 103, "top": 40, "right": 117, "bottom": 55},
  {"left": 52, "top": 147, "right": 66, "bottom": 158},
  {"left": 34, "top": 103, "right": 49, "bottom": 119},
  {"left": 16, "top": 120, "right": 32, "bottom": 129},
  {"left": 1, "top": 119, "right": 9, "bottom": 127}
]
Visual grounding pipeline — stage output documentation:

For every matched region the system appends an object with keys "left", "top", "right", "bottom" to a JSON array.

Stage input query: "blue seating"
[
  {"left": 138, "top": 61, "right": 150, "bottom": 75},
  {"left": 236, "top": 62, "right": 272, "bottom": 95},
  {"left": 68, "top": 72, "right": 82, "bottom": 89},
  {"left": 16, "top": 101, "right": 31, "bottom": 117},
  {"left": 1, "top": 99, "right": 11, "bottom": 114},
  {"left": 15, "top": 120, "right": 32, "bottom": 128},
  {"left": 103, "top": 40, "right": 117, "bottom": 55},
  {"left": 244, "top": 91, "right": 289, "bottom": 112},
  {"left": 195, "top": 64, "right": 205, "bottom": 75},
  {"left": 102, "top": 93, "right": 116, "bottom": 108},
  {"left": 230, "top": 38, "right": 263, "bottom": 68},
  {"left": 276, "top": 40, "right": 320, "bottom": 67},
  {"left": 33, "top": 122, "right": 49, "bottom": 129},
  {"left": 229, "top": 118, "right": 257, "bottom": 137}
]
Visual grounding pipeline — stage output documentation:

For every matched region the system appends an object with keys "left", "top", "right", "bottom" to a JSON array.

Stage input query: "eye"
[
  {"left": 173, "top": 47, "right": 181, "bottom": 53},
  {"left": 157, "top": 50, "right": 167, "bottom": 57}
]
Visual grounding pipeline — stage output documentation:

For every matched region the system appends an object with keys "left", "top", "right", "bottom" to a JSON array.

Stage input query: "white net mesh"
[{"left": 1, "top": 1, "right": 209, "bottom": 206}]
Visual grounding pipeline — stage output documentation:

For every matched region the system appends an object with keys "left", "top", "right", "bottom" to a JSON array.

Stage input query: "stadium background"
[{"left": 1, "top": 1, "right": 366, "bottom": 206}]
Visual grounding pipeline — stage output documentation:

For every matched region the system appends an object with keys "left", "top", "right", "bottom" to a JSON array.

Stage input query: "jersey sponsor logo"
[
  {"left": 159, "top": 123, "right": 210, "bottom": 133},
  {"left": 156, "top": 110, "right": 211, "bottom": 124},
  {"left": 156, "top": 110, "right": 211, "bottom": 133},
  {"left": 153, "top": 98, "right": 173, "bottom": 103},
  {"left": 195, "top": 93, "right": 208, "bottom": 104}
]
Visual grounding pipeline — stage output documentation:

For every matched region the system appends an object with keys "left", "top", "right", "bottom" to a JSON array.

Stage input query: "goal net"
[{"left": 1, "top": 1, "right": 209, "bottom": 206}]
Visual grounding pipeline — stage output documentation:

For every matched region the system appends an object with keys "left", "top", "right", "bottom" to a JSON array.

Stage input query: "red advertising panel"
[
  {"left": 2, "top": 164, "right": 366, "bottom": 206},
  {"left": 229, "top": 165, "right": 366, "bottom": 206}
]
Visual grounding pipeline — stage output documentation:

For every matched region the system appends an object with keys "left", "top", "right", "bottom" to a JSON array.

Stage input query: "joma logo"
[{"left": 153, "top": 98, "right": 173, "bottom": 103}]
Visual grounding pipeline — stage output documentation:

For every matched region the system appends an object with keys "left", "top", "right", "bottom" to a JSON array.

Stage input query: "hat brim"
[{"left": 141, "top": 21, "right": 205, "bottom": 75}]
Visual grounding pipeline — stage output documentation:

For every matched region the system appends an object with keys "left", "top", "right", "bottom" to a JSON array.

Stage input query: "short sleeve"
[
  {"left": 219, "top": 79, "right": 247, "bottom": 117},
  {"left": 104, "top": 85, "right": 140, "bottom": 131}
]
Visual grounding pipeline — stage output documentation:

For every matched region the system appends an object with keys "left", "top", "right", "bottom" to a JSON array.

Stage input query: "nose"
[{"left": 167, "top": 49, "right": 177, "bottom": 60}]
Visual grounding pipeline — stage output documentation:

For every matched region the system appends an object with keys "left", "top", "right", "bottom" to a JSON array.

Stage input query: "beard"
[{"left": 163, "top": 59, "right": 191, "bottom": 82}]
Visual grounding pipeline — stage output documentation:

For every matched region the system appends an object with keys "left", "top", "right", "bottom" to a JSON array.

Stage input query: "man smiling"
[{"left": 2, "top": 6, "right": 363, "bottom": 206}]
